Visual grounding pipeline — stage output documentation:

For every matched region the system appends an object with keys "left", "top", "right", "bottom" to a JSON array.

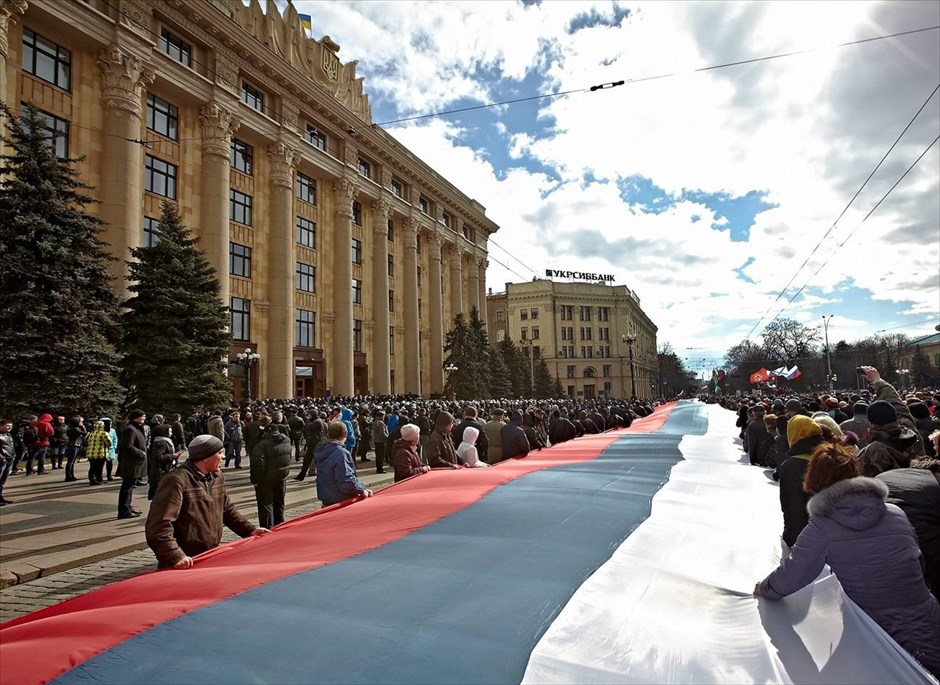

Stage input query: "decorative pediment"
[{"left": 231, "top": 0, "right": 373, "bottom": 123}]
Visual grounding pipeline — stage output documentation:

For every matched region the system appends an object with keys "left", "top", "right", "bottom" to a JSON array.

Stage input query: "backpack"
[{"left": 23, "top": 425, "right": 40, "bottom": 447}]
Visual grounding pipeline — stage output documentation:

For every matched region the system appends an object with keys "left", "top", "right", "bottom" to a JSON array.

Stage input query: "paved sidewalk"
[{"left": 0, "top": 456, "right": 394, "bottom": 591}]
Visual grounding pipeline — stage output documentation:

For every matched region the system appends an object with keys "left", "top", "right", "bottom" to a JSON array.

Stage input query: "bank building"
[
  {"left": 487, "top": 279, "right": 658, "bottom": 400},
  {"left": 4, "top": 0, "right": 498, "bottom": 399}
]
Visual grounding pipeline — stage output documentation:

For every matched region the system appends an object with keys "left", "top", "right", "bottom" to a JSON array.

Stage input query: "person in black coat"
[
  {"left": 502, "top": 410, "right": 530, "bottom": 460},
  {"left": 548, "top": 410, "right": 577, "bottom": 445},
  {"left": 451, "top": 407, "right": 489, "bottom": 461},
  {"left": 117, "top": 409, "right": 148, "bottom": 519},
  {"left": 147, "top": 424, "right": 179, "bottom": 500},
  {"left": 296, "top": 411, "right": 327, "bottom": 481},
  {"left": 250, "top": 424, "right": 292, "bottom": 528},
  {"left": 778, "top": 416, "right": 825, "bottom": 547},
  {"left": 745, "top": 407, "right": 772, "bottom": 466}
]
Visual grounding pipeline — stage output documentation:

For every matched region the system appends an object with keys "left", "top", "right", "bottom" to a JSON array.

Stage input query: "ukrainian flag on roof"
[{"left": 298, "top": 13, "right": 312, "bottom": 31}]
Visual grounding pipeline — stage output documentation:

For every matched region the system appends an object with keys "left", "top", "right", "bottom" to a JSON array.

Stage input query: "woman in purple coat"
[{"left": 755, "top": 442, "right": 940, "bottom": 678}]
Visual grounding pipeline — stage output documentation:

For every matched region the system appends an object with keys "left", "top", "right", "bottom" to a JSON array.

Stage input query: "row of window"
[
  {"left": 499, "top": 306, "right": 612, "bottom": 323},
  {"left": 558, "top": 346, "right": 613, "bottom": 359},
  {"left": 231, "top": 298, "right": 399, "bottom": 355},
  {"left": 566, "top": 365, "right": 613, "bottom": 379}
]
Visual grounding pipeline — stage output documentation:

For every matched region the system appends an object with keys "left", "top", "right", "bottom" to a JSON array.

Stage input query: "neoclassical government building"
[{"left": 1, "top": 0, "right": 498, "bottom": 399}]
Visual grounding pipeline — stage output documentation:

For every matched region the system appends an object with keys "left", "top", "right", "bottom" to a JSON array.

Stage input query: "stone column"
[
  {"left": 0, "top": 0, "right": 26, "bottom": 109},
  {"left": 402, "top": 216, "right": 421, "bottom": 394},
  {"left": 331, "top": 175, "right": 358, "bottom": 396},
  {"left": 266, "top": 141, "right": 300, "bottom": 399},
  {"left": 428, "top": 232, "right": 445, "bottom": 395},
  {"left": 371, "top": 198, "right": 391, "bottom": 394},
  {"left": 449, "top": 243, "right": 464, "bottom": 319},
  {"left": 467, "top": 254, "right": 481, "bottom": 314},
  {"left": 198, "top": 101, "right": 239, "bottom": 307},
  {"left": 98, "top": 43, "right": 154, "bottom": 293},
  {"left": 478, "top": 258, "right": 488, "bottom": 321}
]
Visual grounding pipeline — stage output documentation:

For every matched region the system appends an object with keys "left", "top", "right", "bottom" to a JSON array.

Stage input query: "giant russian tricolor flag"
[{"left": 0, "top": 402, "right": 935, "bottom": 684}]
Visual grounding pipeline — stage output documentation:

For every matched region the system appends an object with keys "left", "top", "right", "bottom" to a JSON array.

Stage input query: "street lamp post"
[
  {"left": 444, "top": 363, "right": 458, "bottom": 399},
  {"left": 520, "top": 339, "right": 535, "bottom": 397},
  {"left": 235, "top": 348, "right": 261, "bottom": 402},
  {"left": 822, "top": 315, "right": 834, "bottom": 392},
  {"left": 622, "top": 335, "right": 637, "bottom": 398}
]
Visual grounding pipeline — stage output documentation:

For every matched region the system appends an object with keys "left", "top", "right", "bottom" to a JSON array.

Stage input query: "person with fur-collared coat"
[{"left": 756, "top": 443, "right": 940, "bottom": 678}]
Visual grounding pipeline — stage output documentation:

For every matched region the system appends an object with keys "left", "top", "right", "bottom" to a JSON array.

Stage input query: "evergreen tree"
[
  {"left": 121, "top": 202, "right": 231, "bottom": 415},
  {"left": 0, "top": 104, "right": 123, "bottom": 418},
  {"left": 532, "top": 350, "right": 557, "bottom": 398},
  {"left": 443, "top": 312, "right": 473, "bottom": 398},
  {"left": 911, "top": 345, "right": 932, "bottom": 386},
  {"left": 466, "top": 306, "right": 493, "bottom": 396},
  {"left": 495, "top": 337, "right": 527, "bottom": 397},
  {"left": 487, "top": 346, "right": 513, "bottom": 398}
]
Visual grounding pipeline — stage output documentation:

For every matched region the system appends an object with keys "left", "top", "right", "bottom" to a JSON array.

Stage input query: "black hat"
[{"left": 127, "top": 408, "right": 146, "bottom": 420}]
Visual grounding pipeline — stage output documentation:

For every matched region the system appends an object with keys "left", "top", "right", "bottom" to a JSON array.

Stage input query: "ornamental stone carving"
[
  {"left": 199, "top": 101, "right": 240, "bottom": 159},
  {"left": 332, "top": 176, "right": 359, "bottom": 219},
  {"left": 0, "top": 0, "right": 27, "bottom": 59},
  {"left": 429, "top": 231, "right": 444, "bottom": 261},
  {"left": 474, "top": 255, "right": 486, "bottom": 269},
  {"left": 119, "top": 0, "right": 151, "bottom": 36},
  {"left": 403, "top": 216, "right": 420, "bottom": 248},
  {"left": 371, "top": 198, "right": 391, "bottom": 233},
  {"left": 98, "top": 43, "right": 155, "bottom": 119},
  {"left": 267, "top": 141, "right": 300, "bottom": 188}
]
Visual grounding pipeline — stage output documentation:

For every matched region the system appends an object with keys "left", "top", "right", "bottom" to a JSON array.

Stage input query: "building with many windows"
[
  {"left": 2, "top": 0, "right": 498, "bottom": 399},
  {"left": 487, "top": 280, "right": 658, "bottom": 399}
]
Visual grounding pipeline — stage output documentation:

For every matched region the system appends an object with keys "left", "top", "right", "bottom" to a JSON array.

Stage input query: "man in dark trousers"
[
  {"left": 250, "top": 424, "right": 292, "bottom": 529},
  {"left": 117, "top": 409, "right": 148, "bottom": 519},
  {"left": 286, "top": 407, "right": 305, "bottom": 463},
  {"left": 295, "top": 410, "right": 327, "bottom": 481}
]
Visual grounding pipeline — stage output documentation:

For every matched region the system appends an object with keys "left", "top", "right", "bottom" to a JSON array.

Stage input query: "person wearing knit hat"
[
  {"left": 392, "top": 424, "right": 429, "bottom": 483},
  {"left": 856, "top": 365, "right": 925, "bottom": 477},
  {"left": 145, "top": 435, "right": 266, "bottom": 570},
  {"left": 425, "top": 411, "right": 463, "bottom": 469},
  {"left": 784, "top": 399, "right": 803, "bottom": 418},
  {"left": 778, "top": 415, "right": 825, "bottom": 547}
]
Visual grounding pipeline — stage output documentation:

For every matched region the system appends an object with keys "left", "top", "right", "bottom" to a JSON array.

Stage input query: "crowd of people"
[{"left": 732, "top": 367, "right": 940, "bottom": 678}]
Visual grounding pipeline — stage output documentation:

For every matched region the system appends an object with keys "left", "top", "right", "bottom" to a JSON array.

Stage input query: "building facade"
[
  {"left": 2, "top": 0, "right": 497, "bottom": 399},
  {"left": 487, "top": 280, "right": 658, "bottom": 400}
]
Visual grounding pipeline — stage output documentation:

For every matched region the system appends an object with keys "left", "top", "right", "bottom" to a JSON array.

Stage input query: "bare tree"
[{"left": 760, "top": 318, "right": 820, "bottom": 366}]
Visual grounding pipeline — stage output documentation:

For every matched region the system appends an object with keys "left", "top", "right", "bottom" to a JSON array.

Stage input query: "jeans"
[
  {"left": 64, "top": 445, "right": 81, "bottom": 480},
  {"left": 225, "top": 440, "right": 243, "bottom": 468},
  {"left": 254, "top": 476, "right": 286, "bottom": 529},
  {"left": 0, "top": 456, "right": 13, "bottom": 498},
  {"left": 26, "top": 445, "right": 48, "bottom": 474},
  {"left": 49, "top": 445, "right": 66, "bottom": 468},
  {"left": 118, "top": 477, "right": 136, "bottom": 516}
]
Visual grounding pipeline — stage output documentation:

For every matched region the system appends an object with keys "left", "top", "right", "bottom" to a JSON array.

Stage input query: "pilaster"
[
  {"left": 427, "top": 231, "right": 445, "bottom": 395},
  {"left": 0, "top": 0, "right": 27, "bottom": 108},
  {"left": 331, "top": 174, "right": 358, "bottom": 396},
  {"left": 402, "top": 215, "right": 421, "bottom": 394},
  {"left": 371, "top": 197, "right": 391, "bottom": 394}
]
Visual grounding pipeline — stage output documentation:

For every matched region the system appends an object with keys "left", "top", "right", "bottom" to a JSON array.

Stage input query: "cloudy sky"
[{"left": 292, "top": 0, "right": 939, "bottom": 375}]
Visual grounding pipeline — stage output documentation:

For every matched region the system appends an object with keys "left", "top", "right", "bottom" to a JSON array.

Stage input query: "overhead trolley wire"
[{"left": 743, "top": 82, "right": 940, "bottom": 340}]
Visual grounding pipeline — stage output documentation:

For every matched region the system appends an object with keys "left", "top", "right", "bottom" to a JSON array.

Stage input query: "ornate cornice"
[
  {"left": 199, "top": 100, "right": 240, "bottom": 158},
  {"left": 0, "top": 0, "right": 27, "bottom": 59},
  {"left": 98, "top": 42, "right": 155, "bottom": 119},
  {"left": 332, "top": 175, "right": 359, "bottom": 218},
  {"left": 267, "top": 140, "right": 300, "bottom": 188}
]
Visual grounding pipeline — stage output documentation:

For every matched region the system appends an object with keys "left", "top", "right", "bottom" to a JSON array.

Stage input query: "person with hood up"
[
  {"left": 425, "top": 411, "right": 463, "bottom": 469},
  {"left": 522, "top": 411, "right": 546, "bottom": 450},
  {"left": 250, "top": 423, "right": 292, "bottom": 528},
  {"left": 778, "top": 415, "right": 826, "bottom": 547},
  {"left": 502, "top": 410, "right": 530, "bottom": 460},
  {"left": 315, "top": 421, "right": 371, "bottom": 507},
  {"left": 339, "top": 407, "right": 357, "bottom": 458},
  {"left": 756, "top": 442, "right": 940, "bottom": 678},
  {"left": 392, "top": 424, "right": 430, "bottom": 483},
  {"left": 102, "top": 417, "right": 118, "bottom": 481},
  {"left": 25, "top": 413, "right": 54, "bottom": 475},
  {"left": 856, "top": 367, "right": 925, "bottom": 476},
  {"left": 148, "top": 424, "right": 180, "bottom": 499},
  {"left": 457, "top": 426, "right": 489, "bottom": 468}
]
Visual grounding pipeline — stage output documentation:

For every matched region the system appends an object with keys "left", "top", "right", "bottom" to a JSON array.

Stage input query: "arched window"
[{"left": 584, "top": 367, "right": 596, "bottom": 378}]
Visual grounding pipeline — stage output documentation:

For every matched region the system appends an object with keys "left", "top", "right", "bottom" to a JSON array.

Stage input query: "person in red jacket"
[{"left": 25, "top": 413, "right": 54, "bottom": 475}]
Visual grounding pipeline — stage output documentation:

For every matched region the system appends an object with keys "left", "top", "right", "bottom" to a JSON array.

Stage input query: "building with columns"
[
  {"left": 2, "top": 0, "right": 497, "bottom": 399},
  {"left": 487, "top": 280, "right": 658, "bottom": 400}
]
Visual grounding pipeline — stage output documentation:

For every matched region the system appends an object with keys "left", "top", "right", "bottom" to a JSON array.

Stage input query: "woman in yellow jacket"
[{"left": 85, "top": 421, "right": 112, "bottom": 486}]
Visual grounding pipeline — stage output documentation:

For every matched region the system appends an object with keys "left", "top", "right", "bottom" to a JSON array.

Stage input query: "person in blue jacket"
[
  {"left": 340, "top": 407, "right": 357, "bottom": 455},
  {"left": 315, "top": 421, "right": 372, "bottom": 508}
]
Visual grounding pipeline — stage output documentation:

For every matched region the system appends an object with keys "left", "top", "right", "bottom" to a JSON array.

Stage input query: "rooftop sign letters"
[{"left": 545, "top": 269, "right": 615, "bottom": 282}]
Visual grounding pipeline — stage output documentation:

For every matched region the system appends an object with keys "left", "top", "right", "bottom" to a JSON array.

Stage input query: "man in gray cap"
[{"left": 145, "top": 434, "right": 267, "bottom": 569}]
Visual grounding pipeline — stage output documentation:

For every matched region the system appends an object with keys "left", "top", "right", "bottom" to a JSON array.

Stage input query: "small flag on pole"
[{"left": 298, "top": 13, "right": 312, "bottom": 32}]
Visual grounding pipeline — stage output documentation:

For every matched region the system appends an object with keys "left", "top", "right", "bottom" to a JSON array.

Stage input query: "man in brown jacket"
[{"left": 145, "top": 435, "right": 267, "bottom": 569}]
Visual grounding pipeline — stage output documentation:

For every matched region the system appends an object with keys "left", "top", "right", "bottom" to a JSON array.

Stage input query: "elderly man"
[
  {"left": 315, "top": 421, "right": 372, "bottom": 507},
  {"left": 145, "top": 435, "right": 267, "bottom": 569}
]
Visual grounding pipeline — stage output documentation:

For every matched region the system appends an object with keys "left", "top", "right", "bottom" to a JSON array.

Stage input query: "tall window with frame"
[
  {"left": 305, "top": 124, "right": 326, "bottom": 151},
  {"left": 146, "top": 94, "right": 178, "bottom": 140},
  {"left": 229, "top": 189, "right": 252, "bottom": 226},
  {"left": 21, "top": 29, "right": 71, "bottom": 90},
  {"left": 145, "top": 155, "right": 177, "bottom": 199},
  {"left": 388, "top": 289, "right": 394, "bottom": 312},
  {"left": 241, "top": 81, "right": 264, "bottom": 113},
  {"left": 389, "top": 326, "right": 395, "bottom": 356},
  {"left": 579, "top": 306, "right": 592, "bottom": 322},
  {"left": 352, "top": 200, "right": 362, "bottom": 226},
  {"left": 387, "top": 218, "right": 394, "bottom": 242},
  {"left": 387, "top": 254, "right": 394, "bottom": 278},
  {"left": 353, "top": 319, "right": 362, "bottom": 352},
  {"left": 230, "top": 297, "right": 250, "bottom": 341},
  {"left": 296, "top": 262, "right": 315, "bottom": 293},
  {"left": 391, "top": 178, "right": 403, "bottom": 198},
  {"left": 599, "top": 306, "right": 610, "bottom": 321},
  {"left": 229, "top": 242, "right": 252, "bottom": 278},
  {"left": 143, "top": 216, "right": 160, "bottom": 247},
  {"left": 159, "top": 28, "right": 192, "bottom": 67},
  {"left": 230, "top": 139, "right": 253, "bottom": 175},
  {"left": 357, "top": 158, "right": 371, "bottom": 179},
  {"left": 296, "top": 216, "right": 315, "bottom": 248},
  {"left": 296, "top": 172, "right": 316, "bottom": 204},
  {"left": 418, "top": 196, "right": 429, "bottom": 214},
  {"left": 352, "top": 279, "right": 362, "bottom": 304},
  {"left": 295, "top": 309, "right": 315, "bottom": 348},
  {"left": 442, "top": 212, "right": 451, "bottom": 228},
  {"left": 21, "top": 104, "right": 69, "bottom": 159},
  {"left": 351, "top": 238, "right": 362, "bottom": 265}
]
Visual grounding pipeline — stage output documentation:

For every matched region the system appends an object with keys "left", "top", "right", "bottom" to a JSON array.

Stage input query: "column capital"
[
  {"left": 199, "top": 100, "right": 240, "bottom": 159},
  {"left": 333, "top": 175, "right": 359, "bottom": 219},
  {"left": 428, "top": 231, "right": 444, "bottom": 261},
  {"left": 97, "top": 42, "right": 155, "bottom": 120},
  {"left": 473, "top": 254, "right": 486, "bottom": 269},
  {"left": 450, "top": 242, "right": 465, "bottom": 261},
  {"left": 0, "top": 0, "right": 27, "bottom": 59},
  {"left": 371, "top": 197, "right": 391, "bottom": 234},
  {"left": 403, "top": 215, "right": 420, "bottom": 248},
  {"left": 267, "top": 141, "right": 300, "bottom": 188}
]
